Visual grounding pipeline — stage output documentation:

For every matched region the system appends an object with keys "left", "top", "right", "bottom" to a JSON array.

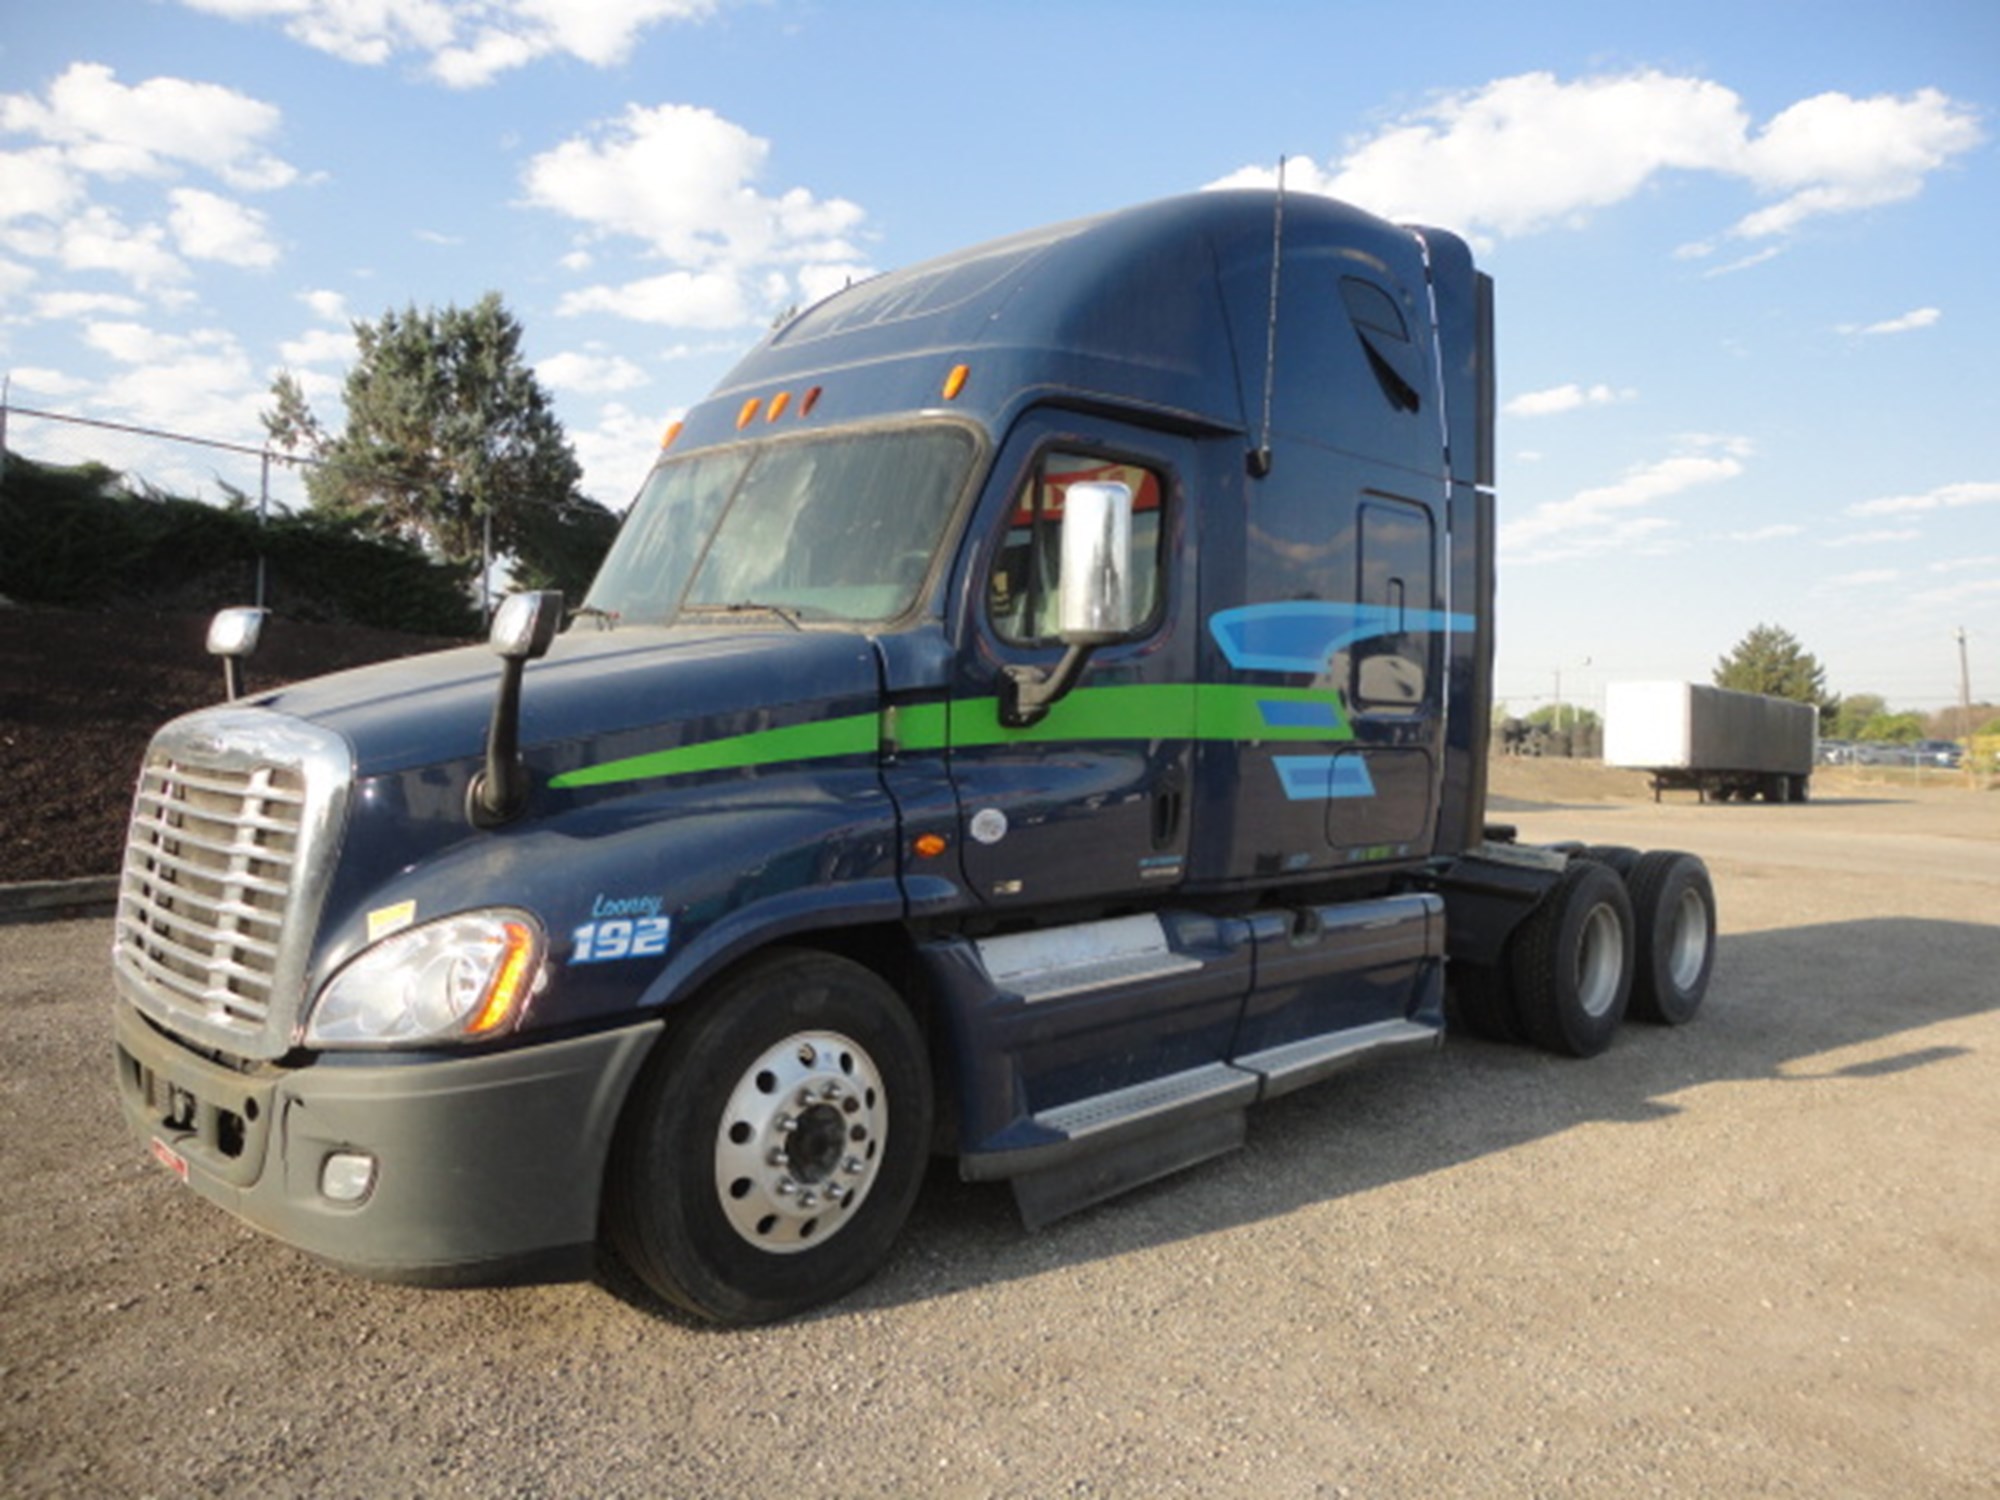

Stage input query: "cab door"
[{"left": 945, "top": 412, "right": 1197, "bottom": 910}]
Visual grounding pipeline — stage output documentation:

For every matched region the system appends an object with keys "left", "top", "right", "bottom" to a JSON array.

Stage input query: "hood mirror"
[{"left": 469, "top": 591, "right": 563, "bottom": 828}]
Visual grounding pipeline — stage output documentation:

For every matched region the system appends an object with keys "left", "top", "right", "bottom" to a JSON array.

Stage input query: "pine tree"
[
  {"left": 1714, "top": 623, "right": 1836, "bottom": 721},
  {"left": 263, "top": 293, "right": 616, "bottom": 600}
]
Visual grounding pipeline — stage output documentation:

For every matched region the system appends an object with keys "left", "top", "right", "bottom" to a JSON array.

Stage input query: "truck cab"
[{"left": 112, "top": 191, "right": 1712, "bottom": 1325}]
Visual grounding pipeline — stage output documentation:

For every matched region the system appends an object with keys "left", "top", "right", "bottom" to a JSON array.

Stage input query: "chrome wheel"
[
  {"left": 1666, "top": 887, "right": 1710, "bottom": 991},
  {"left": 1575, "top": 902, "right": 1625, "bottom": 1019},
  {"left": 713, "top": 1030, "right": 887, "bottom": 1254}
]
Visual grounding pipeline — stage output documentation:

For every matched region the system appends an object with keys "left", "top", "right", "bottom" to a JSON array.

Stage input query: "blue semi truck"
[{"left": 112, "top": 191, "right": 1718, "bottom": 1324}]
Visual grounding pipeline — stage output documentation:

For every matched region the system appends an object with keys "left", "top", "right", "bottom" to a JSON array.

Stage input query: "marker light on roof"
[
  {"left": 736, "top": 397, "right": 762, "bottom": 430},
  {"left": 661, "top": 420, "right": 684, "bottom": 450},
  {"left": 943, "top": 364, "right": 970, "bottom": 400},
  {"left": 767, "top": 391, "right": 792, "bottom": 422}
]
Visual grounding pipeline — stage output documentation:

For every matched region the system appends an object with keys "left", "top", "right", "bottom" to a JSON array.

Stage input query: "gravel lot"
[{"left": 4, "top": 762, "right": 1996, "bottom": 1498}]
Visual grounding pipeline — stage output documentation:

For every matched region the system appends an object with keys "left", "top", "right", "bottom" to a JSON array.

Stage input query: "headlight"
[{"left": 306, "top": 910, "right": 544, "bottom": 1048}]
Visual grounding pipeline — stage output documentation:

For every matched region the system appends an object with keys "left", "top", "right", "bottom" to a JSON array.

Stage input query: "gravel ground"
[{"left": 3, "top": 762, "right": 1996, "bottom": 1498}]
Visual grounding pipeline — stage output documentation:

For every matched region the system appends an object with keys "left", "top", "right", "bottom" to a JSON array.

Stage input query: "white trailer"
[{"left": 1604, "top": 681, "right": 1817, "bottom": 803}]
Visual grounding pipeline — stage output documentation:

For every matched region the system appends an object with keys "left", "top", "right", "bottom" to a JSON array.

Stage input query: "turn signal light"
[{"left": 467, "top": 921, "right": 539, "bottom": 1035}]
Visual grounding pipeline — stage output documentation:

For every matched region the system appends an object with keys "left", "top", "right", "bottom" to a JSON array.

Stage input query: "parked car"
[{"left": 1913, "top": 739, "right": 1964, "bottom": 768}]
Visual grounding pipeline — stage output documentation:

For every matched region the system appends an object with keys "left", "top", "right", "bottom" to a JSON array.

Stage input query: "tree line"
[
  {"left": 1712, "top": 622, "right": 1997, "bottom": 742},
  {"left": 3, "top": 293, "right": 623, "bottom": 637}
]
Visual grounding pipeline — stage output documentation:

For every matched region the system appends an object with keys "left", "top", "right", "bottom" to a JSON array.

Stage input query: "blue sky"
[{"left": 3, "top": 0, "right": 1995, "bottom": 716}]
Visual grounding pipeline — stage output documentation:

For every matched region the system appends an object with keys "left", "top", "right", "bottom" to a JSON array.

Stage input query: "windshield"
[{"left": 583, "top": 425, "right": 977, "bottom": 626}]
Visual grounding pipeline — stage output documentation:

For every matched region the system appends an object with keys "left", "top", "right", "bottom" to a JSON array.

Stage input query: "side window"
[
  {"left": 1340, "top": 275, "right": 1424, "bottom": 414},
  {"left": 1352, "top": 497, "right": 1434, "bottom": 716},
  {"left": 989, "top": 451, "right": 1165, "bottom": 645}
]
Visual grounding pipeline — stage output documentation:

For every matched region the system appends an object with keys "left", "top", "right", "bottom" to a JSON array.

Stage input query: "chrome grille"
[{"left": 113, "top": 707, "right": 350, "bottom": 1059}]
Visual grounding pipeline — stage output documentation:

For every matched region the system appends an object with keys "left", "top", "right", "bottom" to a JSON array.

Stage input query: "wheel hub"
[{"left": 714, "top": 1030, "right": 886, "bottom": 1254}]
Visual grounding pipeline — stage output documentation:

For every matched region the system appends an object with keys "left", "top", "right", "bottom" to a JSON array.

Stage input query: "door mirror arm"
[{"left": 1000, "top": 645, "right": 1095, "bottom": 729}]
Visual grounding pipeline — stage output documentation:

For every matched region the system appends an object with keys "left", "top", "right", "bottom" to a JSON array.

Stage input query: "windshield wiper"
[
  {"left": 694, "top": 601, "right": 806, "bottom": 631},
  {"left": 570, "top": 604, "right": 620, "bottom": 631}
]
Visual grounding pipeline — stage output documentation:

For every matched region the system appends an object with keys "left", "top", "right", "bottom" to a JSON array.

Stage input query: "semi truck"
[
  {"left": 111, "top": 190, "right": 1718, "bottom": 1325},
  {"left": 1604, "top": 680, "right": 1817, "bottom": 803}
]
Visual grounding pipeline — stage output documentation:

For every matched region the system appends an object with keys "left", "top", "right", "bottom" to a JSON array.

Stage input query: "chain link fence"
[{"left": 1, "top": 399, "right": 315, "bottom": 608}]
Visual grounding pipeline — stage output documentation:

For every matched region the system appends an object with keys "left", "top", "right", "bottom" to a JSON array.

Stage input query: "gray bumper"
[{"left": 114, "top": 1003, "right": 661, "bottom": 1282}]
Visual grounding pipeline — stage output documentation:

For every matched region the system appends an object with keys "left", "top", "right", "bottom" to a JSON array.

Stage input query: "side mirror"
[
  {"left": 489, "top": 590, "right": 563, "bottom": 662},
  {"left": 1055, "top": 481, "right": 1135, "bottom": 645},
  {"left": 206, "top": 607, "right": 268, "bottom": 701},
  {"left": 1000, "top": 482, "right": 1134, "bottom": 728},
  {"left": 469, "top": 591, "right": 563, "bottom": 827}
]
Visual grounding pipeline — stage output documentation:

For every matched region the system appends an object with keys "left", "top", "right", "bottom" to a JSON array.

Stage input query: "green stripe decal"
[
  {"left": 549, "top": 683, "right": 1352, "bottom": 791},
  {"left": 549, "top": 712, "right": 880, "bottom": 789}
]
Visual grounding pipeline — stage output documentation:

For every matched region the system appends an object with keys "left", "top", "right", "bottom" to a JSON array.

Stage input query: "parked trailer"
[
  {"left": 1604, "top": 680, "right": 1816, "bottom": 803},
  {"left": 111, "top": 192, "right": 1719, "bottom": 1324}
]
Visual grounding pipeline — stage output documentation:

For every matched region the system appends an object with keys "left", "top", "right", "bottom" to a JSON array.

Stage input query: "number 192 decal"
[{"left": 571, "top": 916, "right": 671, "bottom": 964}]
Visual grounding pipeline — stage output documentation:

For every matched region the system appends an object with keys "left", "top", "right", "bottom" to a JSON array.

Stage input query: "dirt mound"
[{"left": 0, "top": 602, "right": 467, "bottom": 883}]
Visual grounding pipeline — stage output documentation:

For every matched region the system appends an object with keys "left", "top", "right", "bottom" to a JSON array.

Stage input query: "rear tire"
[
  {"left": 605, "top": 949, "right": 931, "bottom": 1325},
  {"left": 1509, "top": 859, "right": 1634, "bottom": 1058},
  {"left": 1626, "top": 851, "right": 1716, "bottom": 1025}
]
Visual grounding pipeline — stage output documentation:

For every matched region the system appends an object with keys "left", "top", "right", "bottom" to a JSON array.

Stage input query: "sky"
[{"left": 2, "top": 0, "right": 1996, "bottom": 717}]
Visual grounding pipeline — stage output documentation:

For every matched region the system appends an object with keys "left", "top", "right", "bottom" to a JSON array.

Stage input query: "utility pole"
[{"left": 1958, "top": 626, "right": 1974, "bottom": 787}]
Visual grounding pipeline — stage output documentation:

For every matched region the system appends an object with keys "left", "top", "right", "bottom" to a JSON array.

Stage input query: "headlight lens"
[{"left": 306, "top": 910, "right": 544, "bottom": 1048}]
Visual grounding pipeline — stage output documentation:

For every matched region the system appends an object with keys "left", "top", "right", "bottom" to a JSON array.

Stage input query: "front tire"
[
  {"left": 1510, "top": 859, "right": 1634, "bottom": 1058},
  {"left": 606, "top": 949, "right": 931, "bottom": 1325}
]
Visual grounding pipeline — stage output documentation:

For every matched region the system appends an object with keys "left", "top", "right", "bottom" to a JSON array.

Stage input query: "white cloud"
[
  {"left": 278, "top": 325, "right": 355, "bottom": 365},
  {"left": 1931, "top": 554, "right": 2000, "bottom": 574},
  {"left": 0, "top": 147, "right": 84, "bottom": 223},
  {"left": 1817, "top": 568, "right": 1902, "bottom": 591},
  {"left": 1846, "top": 481, "right": 2000, "bottom": 518},
  {"left": 5, "top": 366, "right": 91, "bottom": 398},
  {"left": 529, "top": 104, "right": 873, "bottom": 333},
  {"left": 1839, "top": 307, "right": 1941, "bottom": 336},
  {"left": 29, "top": 289, "right": 145, "bottom": 319},
  {"left": 299, "top": 287, "right": 348, "bottom": 322},
  {"left": 1503, "top": 382, "right": 1635, "bottom": 418},
  {"left": 54, "top": 206, "right": 186, "bottom": 291},
  {"left": 1822, "top": 528, "right": 1922, "bottom": 548},
  {"left": 180, "top": 0, "right": 724, "bottom": 89},
  {"left": 79, "top": 319, "right": 264, "bottom": 433},
  {"left": 1, "top": 66, "right": 298, "bottom": 296},
  {"left": 557, "top": 270, "right": 752, "bottom": 330},
  {"left": 538, "top": 348, "right": 649, "bottom": 394},
  {"left": 1501, "top": 439, "right": 1745, "bottom": 564},
  {"left": 568, "top": 400, "right": 682, "bottom": 508},
  {"left": 1905, "top": 574, "right": 2000, "bottom": 610},
  {"left": 1730, "top": 89, "right": 1982, "bottom": 240},
  {"left": 1722, "top": 523, "right": 1804, "bottom": 543},
  {"left": 1210, "top": 71, "right": 1981, "bottom": 249},
  {"left": 0, "top": 63, "right": 295, "bottom": 191},
  {"left": 168, "top": 188, "right": 280, "bottom": 268}
]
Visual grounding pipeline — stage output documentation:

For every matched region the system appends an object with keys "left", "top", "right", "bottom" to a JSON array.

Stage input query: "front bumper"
[{"left": 113, "top": 1002, "right": 661, "bottom": 1283}]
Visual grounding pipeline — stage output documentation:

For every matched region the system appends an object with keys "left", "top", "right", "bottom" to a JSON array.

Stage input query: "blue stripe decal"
[
  {"left": 1211, "top": 603, "right": 1475, "bottom": 675},
  {"left": 1258, "top": 698, "right": 1343, "bottom": 729},
  {"left": 1274, "top": 754, "right": 1376, "bottom": 802}
]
